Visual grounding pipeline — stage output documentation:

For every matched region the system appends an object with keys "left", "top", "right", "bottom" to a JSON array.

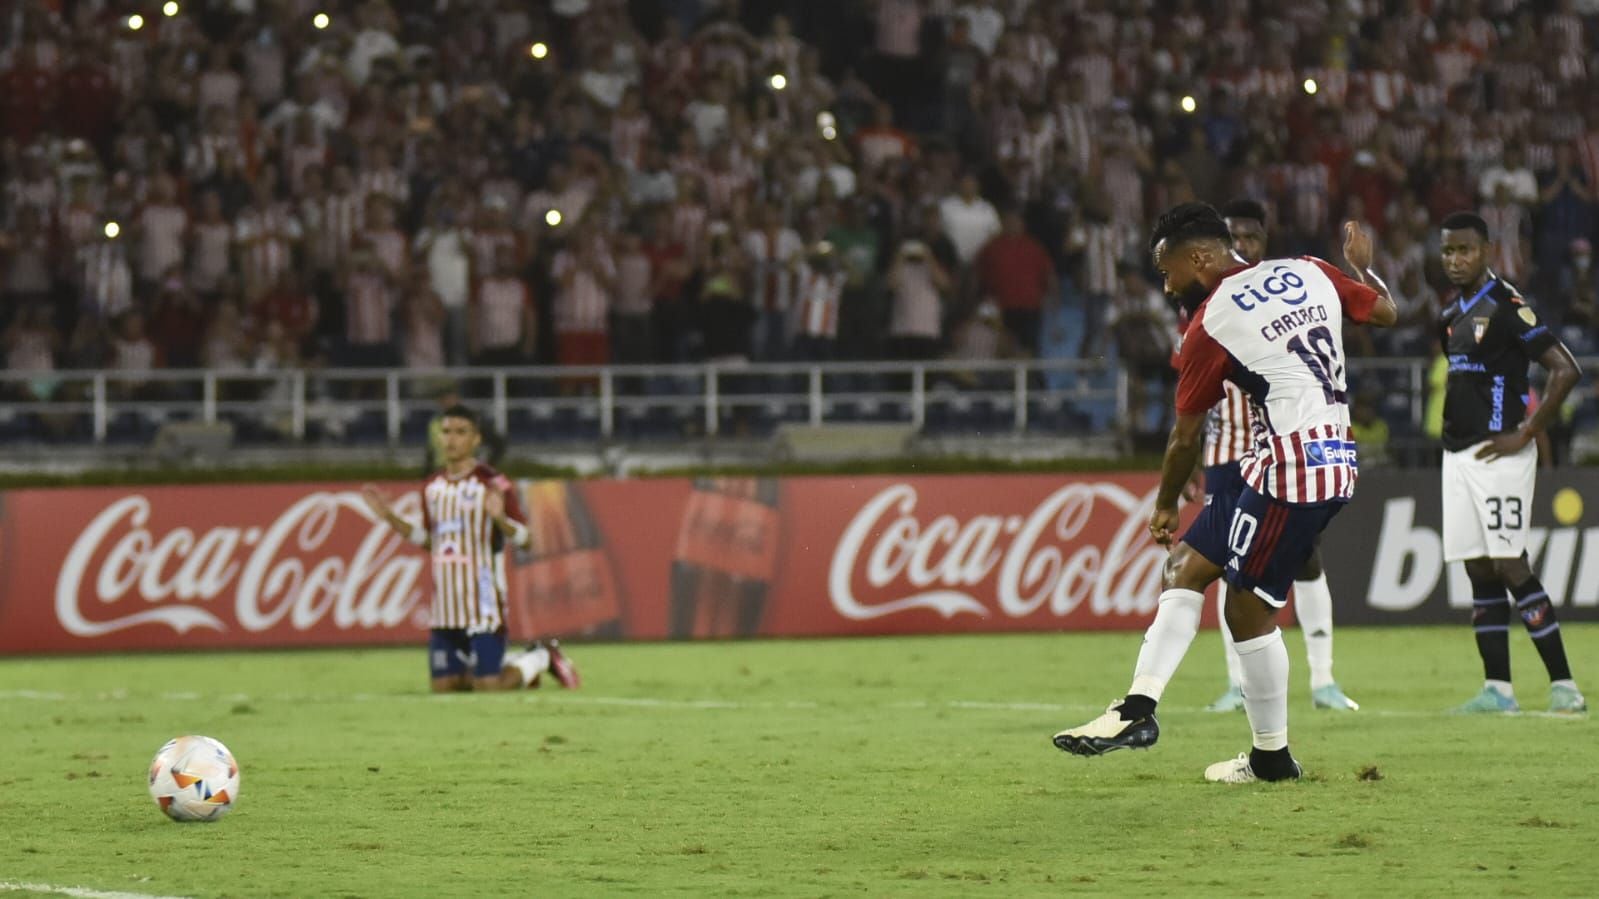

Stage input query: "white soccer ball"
[{"left": 147, "top": 736, "right": 240, "bottom": 822}]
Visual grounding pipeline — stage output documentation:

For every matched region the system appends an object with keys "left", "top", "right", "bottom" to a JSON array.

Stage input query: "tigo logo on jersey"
[{"left": 1304, "top": 439, "right": 1357, "bottom": 468}]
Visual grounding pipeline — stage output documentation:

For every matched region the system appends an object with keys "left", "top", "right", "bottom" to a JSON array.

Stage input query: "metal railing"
[
  {"left": 0, "top": 357, "right": 1127, "bottom": 445},
  {"left": 0, "top": 355, "right": 1589, "bottom": 449}
]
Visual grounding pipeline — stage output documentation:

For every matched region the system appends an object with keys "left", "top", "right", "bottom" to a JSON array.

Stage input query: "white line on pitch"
[{"left": 0, "top": 881, "right": 191, "bottom": 899}]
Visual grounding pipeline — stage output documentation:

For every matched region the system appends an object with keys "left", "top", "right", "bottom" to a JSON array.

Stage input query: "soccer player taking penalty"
[
  {"left": 363, "top": 404, "right": 580, "bottom": 693},
  {"left": 1206, "top": 200, "right": 1359, "bottom": 714},
  {"left": 1053, "top": 203, "right": 1396, "bottom": 782},
  {"left": 1435, "top": 212, "right": 1586, "bottom": 715}
]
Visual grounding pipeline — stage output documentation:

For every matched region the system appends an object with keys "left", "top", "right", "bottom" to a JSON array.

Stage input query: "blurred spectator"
[
  {"left": 939, "top": 174, "right": 1000, "bottom": 268},
  {"left": 743, "top": 203, "right": 804, "bottom": 362},
  {"left": 106, "top": 311, "right": 161, "bottom": 400},
  {"left": 415, "top": 201, "right": 472, "bottom": 365},
  {"left": 551, "top": 223, "right": 616, "bottom": 370},
  {"left": 1108, "top": 263, "right": 1176, "bottom": 440},
  {"left": 1558, "top": 238, "right": 1599, "bottom": 340},
  {"left": 611, "top": 229, "right": 654, "bottom": 365},
  {"left": 698, "top": 230, "right": 753, "bottom": 363},
  {"left": 1349, "top": 393, "right": 1392, "bottom": 467},
  {"left": 946, "top": 300, "right": 1022, "bottom": 387},
  {"left": 469, "top": 245, "right": 535, "bottom": 368},
  {"left": 886, "top": 239, "right": 949, "bottom": 360},
  {"left": 3, "top": 303, "right": 59, "bottom": 400},
  {"left": 341, "top": 246, "right": 399, "bottom": 369},
  {"left": 792, "top": 241, "right": 847, "bottom": 361},
  {"left": 976, "top": 209, "right": 1057, "bottom": 354}
]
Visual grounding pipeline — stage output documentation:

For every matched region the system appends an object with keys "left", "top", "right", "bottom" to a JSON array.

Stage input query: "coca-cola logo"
[
  {"left": 55, "top": 491, "right": 426, "bottom": 638},
  {"left": 829, "top": 483, "right": 1168, "bottom": 621}
]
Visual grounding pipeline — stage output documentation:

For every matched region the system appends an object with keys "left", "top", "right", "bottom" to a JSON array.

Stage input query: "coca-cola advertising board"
[{"left": 0, "top": 474, "right": 1200, "bottom": 653}]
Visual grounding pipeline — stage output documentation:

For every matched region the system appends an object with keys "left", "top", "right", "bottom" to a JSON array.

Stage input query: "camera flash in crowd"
[
  {"left": 821, "top": 125, "right": 838, "bottom": 141},
  {"left": 1179, "top": 95, "right": 1197, "bottom": 114},
  {"left": 104, "top": 222, "right": 121, "bottom": 239},
  {"left": 163, "top": 2, "right": 179, "bottom": 16},
  {"left": 816, "top": 111, "right": 836, "bottom": 129},
  {"left": 313, "top": 12, "right": 330, "bottom": 29},
  {"left": 530, "top": 42, "right": 549, "bottom": 60},
  {"left": 1303, "top": 78, "right": 1318, "bottom": 95},
  {"left": 126, "top": 14, "right": 144, "bottom": 30},
  {"left": 545, "top": 209, "right": 563, "bottom": 227},
  {"left": 769, "top": 73, "right": 787, "bottom": 91}
]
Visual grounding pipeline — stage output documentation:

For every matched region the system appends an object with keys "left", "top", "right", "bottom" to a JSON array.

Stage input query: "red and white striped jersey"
[
  {"left": 1203, "top": 381, "right": 1253, "bottom": 467},
  {"left": 1176, "top": 257, "right": 1380, "bottom": 505},
  {"left": 794, "top": 265, "right": 845, "bottom": 338},
  {"left": 552, "top": 249, "right": 614, "bottom": 334},
  {"left": 473, "top": 276, "right": 531, "bottom": 348},
  {"left": 421, "top": 466, "right": 527, "bottom": 632},
  {"left": 344, "top": 271, "right": 395, "bottom": 345}
]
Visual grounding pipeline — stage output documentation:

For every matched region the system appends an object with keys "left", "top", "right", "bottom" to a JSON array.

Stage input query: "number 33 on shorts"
[{"left": 1484, "top": 496, "right": 1522, "bottom": 530}]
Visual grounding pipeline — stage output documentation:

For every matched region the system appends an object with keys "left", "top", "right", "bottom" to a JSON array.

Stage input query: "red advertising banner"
[{"left": 0, "top": 474, "right": 1198, "bottom": 654}]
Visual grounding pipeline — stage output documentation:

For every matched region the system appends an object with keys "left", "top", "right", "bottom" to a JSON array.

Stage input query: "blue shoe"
[
  {"left": 1311, "top": 683, "right": 1360, "bottom": 711},
  {"left": 1205, "top": 685, "right": 1245, "bottom": 712},
  {"left": 1454, "top": 686, "right": 1519, "bottom": 714},
  {"left": 1549, "top": 684, "right": 1587, "bottom": 714}
]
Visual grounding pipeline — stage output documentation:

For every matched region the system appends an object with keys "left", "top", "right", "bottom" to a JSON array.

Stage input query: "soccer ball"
[{"left": 147, "top": 736, "right": 240, "bottom": 822}]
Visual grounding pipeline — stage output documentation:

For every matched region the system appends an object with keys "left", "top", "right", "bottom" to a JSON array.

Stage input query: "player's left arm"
[
  {"left": 1334, "top": 220, "right": 1398, "bottom": 327},
  {"left": 1477, "top": 323, "right": 1580, "bottom": 461},
  {"left": 484, "top": 474, "right": 533, "bottom": 549},
  {"left": 1153, "top": 323, "right": 1230, "bottom": 544},
  {"left": 1152, "top": 411, "right": 1208, "bottom": 546}
]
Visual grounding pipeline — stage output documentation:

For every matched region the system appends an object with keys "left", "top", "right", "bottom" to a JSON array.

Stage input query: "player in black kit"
[{"left": 1436, "top": 212, "right": 1585, "bottom": 714}]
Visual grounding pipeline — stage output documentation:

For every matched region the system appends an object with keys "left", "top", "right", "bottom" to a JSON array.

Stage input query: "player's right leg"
[
  {"left": 1455, "top": 557, "right": 1519, "bottom": 713},
  {"left": 1202, "top": 488, "right": 1340, "bottom": 783},
  {"left": 1052, "top": 540, "right": 1222, "bottom": 756},
  {"left": 1443, "top": 442, "right": 1529, "bottom": 713},
  {"left": 1296, "top": 544, "right": 1358, "bottom": 711},
  {"left": 429, "top": 629, "right": 473, "bottom": 693}
]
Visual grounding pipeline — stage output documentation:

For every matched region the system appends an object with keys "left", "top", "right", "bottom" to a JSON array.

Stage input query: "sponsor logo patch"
[{"left": 1304, "top": 439, "right": 1357, "bottom": 467}]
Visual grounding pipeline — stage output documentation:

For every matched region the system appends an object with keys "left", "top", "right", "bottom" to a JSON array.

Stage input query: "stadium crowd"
[{"left": 5, "top": 0, "right": 1599, "bottom": 402}]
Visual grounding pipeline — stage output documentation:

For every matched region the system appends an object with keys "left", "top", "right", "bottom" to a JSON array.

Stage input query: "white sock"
[
  {"left": 1485, "top": 679, "right": 1515, "bottom": 699},
  {"left": 1293, "top": 574, "right": 1336, "bottom": 689},
  {"left": 1552, "top": 678, "right": 1580, "bottom": 692},
  {"left": 507, "top": 646, "right": 551, "bottom": 687},
  {"left": 1235, "top": 628, "right": 1290, "bottom": 751},
  {"left": 1218, "top": 586, "right": 1243, "bottom": 689},
  {"left": 1128, "top": 588, "right": 1205, "bottom": 701}
]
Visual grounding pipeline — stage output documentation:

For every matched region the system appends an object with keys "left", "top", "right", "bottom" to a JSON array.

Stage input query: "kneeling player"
[{"left": 364, "top": 404, "right": 579, "bottom": 692}]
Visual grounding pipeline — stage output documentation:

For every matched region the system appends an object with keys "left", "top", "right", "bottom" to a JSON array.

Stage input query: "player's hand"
[
  {"left": 361, "top": 484, "right": 390, "bottom": 519},
  {"left": 1342, "top": 220, "right": 1374, "bottom": 272},
  {"left": 1181, "top": 467, "right": 1204, "bottom": 504},
  {"left": 1148, "top": 504, "right": 1181, "bottom": 547},
  {"left": 484, "top": 487, "right": 506, "bottom": 522},
  {"left": 1475, "top": 428, "right": 1532, "bottom": 461}
]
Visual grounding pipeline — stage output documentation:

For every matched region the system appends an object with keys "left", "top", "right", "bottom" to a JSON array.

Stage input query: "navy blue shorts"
[
  {"left": 1183, "top": 462, "right": 1247, "bottom": 570},
  {"left": 1184, "top": 466, "right": 1341, "bottom": 607},
  {"left": 428, "top": 628, "right": 508, "bottom": 680}
]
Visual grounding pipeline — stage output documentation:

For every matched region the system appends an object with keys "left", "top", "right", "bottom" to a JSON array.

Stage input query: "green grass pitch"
[{"left": 0, "top": 625, "right": 1593, "bottom": 897}]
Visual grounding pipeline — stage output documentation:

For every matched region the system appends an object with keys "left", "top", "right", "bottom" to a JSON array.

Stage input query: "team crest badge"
[
  {"left": 1518, "top": 306, "right": 1538, "bottom": 326},
  {"left": 1473, "top": 318, "right": 1489, "bottom": 342}
]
